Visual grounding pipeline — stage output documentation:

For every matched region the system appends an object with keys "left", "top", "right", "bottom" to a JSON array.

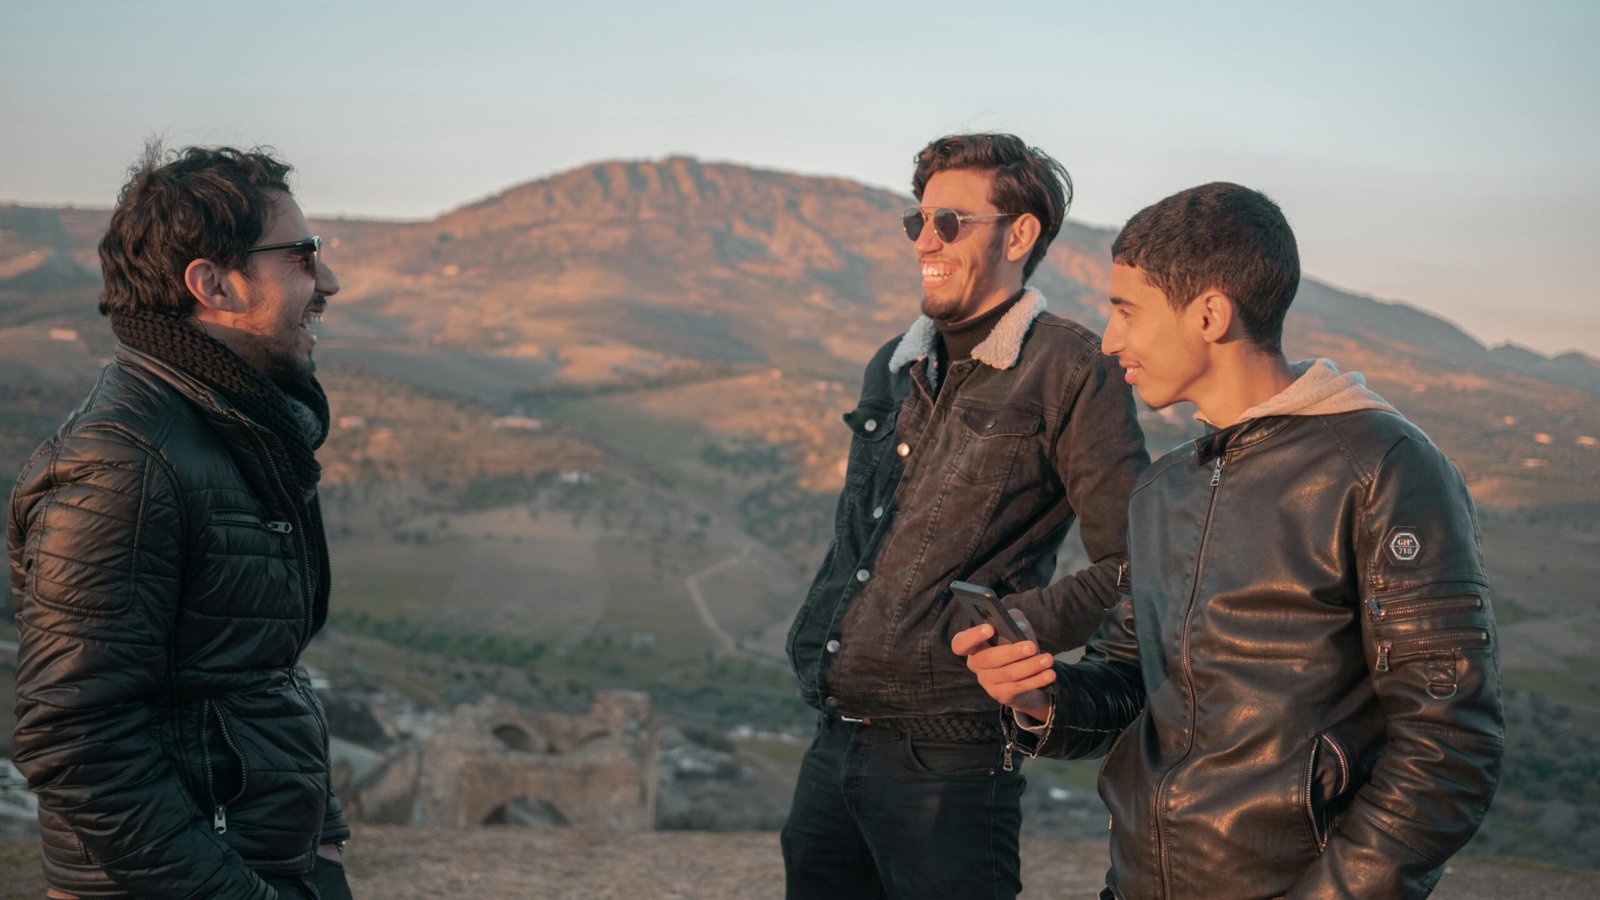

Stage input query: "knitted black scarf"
[{"left": 109, "top": 309, "right": 329, "bottom": 497}]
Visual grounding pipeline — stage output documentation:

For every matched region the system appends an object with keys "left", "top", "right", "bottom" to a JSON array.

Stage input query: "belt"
[{"left": 832, "top": 712, "right": 1003, "bottom": 743}]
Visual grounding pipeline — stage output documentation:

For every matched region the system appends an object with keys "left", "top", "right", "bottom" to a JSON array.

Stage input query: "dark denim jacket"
[{"left": 787, "top": 292, "right": 1149, "bottom": 718}]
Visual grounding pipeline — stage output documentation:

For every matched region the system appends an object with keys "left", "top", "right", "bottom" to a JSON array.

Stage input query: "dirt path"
[
  {"left": 684, "top": 548, "right": 752, "bottom": 656},
  {"left": 1, "top": 828, "right": 1589, "bottom": 898}
]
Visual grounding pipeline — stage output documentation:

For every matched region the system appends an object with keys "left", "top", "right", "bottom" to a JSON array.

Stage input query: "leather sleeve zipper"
[
  {"left": 1375, "top": 627, "right": 1491, "bottom": 672},
  {"left": 1366, "top": 593, "right": 1481, "bottom": 624}
]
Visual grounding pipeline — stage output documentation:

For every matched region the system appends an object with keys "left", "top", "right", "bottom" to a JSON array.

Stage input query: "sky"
[{"left": 3, "top": 0, "right": 1597, "bottom": 356}]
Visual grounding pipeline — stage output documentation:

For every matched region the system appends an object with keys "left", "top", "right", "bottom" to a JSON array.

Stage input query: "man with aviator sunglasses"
[
  {"left": 782, "top": 133, "right": 1149, "bottom": 898},
  {"left": 10, "top": 144, "right": 352, "bottom": 899}
]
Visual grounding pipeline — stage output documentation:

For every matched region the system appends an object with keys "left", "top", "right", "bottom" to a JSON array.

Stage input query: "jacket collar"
[{"left": 887, "top": 288, "right": 1048, "bottom": 375}]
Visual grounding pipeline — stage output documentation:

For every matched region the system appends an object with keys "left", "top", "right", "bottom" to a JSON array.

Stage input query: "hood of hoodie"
[{"left": 1198, "top": 358, "right": 1397, "bottom": 425}]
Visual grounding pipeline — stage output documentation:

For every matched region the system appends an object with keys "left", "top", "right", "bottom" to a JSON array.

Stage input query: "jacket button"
[
  {"left": 897, "top": 442, "right": 911, "bottom": 457},
  {"left": 855, "top": 568, "right": 871, "bottom": 582},
  {"left": 863, "top": 419, "right": 878, "bottom": 433},
  {"left": 824, "top": 696, "right": 840, "bottom": 708},
  {"left": 825, "top": 639, "right": 841, "bottom": 653},
  {"left": 872, "top": 505, "right": 884, "bottom": 519}
]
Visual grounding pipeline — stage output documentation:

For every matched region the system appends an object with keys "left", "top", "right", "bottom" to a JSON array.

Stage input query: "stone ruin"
[{"left": 342, "top": 691, "right": 657, "bottom": 830}]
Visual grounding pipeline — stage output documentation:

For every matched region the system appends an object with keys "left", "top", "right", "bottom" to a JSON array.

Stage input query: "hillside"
[{"left": 3, "top": 159, "right": 1598, "bottom": 869}]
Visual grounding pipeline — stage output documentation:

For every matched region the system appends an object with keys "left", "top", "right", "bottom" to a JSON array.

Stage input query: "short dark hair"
[
  {"left": 911, "top": 133, "right": 1073, "bottom": 281},
  {"left": 97, "top": 143, "right": 294, "bottom": 316},
  {"left": 1112, "top": 182, "right": 1299, "bottom": 353}
]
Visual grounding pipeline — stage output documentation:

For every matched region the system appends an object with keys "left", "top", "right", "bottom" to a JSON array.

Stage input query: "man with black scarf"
[{"left": 9, "top": 145, "right": 352, "bottom": 899}]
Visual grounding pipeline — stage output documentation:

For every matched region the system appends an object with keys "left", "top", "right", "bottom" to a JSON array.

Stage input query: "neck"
[
  {"left": 945, "top": 276, "right": 1025, "bottom": 327},
  {"left": 1192, "top": 347, "right": 1295, "bottom": 428}
]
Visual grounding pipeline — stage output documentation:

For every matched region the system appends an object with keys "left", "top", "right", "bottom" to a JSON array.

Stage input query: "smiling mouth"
[
  {"left": 1121, "top": 363, "right": 1141, "bottom": 385},
  {"left": 921, "top": 260, "right": 955, "bottom": 288}
]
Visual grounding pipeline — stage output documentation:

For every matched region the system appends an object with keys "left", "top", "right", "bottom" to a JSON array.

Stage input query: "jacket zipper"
[
  {"left": 1302, "top": 733, "right": 1349, "bottom": 852},
  {"left": 1302, "top": 739, "right": 1322, "bottom": 851},
  {"left": 1365, "top": 593, "right": 1481, "bottom": 624},
  {"left": 1156, "top": 453, "right": 1225, "bottom": 892},
  {"left": 228, "top": 413, "right": 326, "bottom": 858},
  {"left": 211, "top": 510, "right": 294, "bottom": 533},
  {"left": 291, "top": 667, "right": 330, "bottom": 769},
  {"left": 289, "top": 664, "right": 333, "bottom": 850},
  {"left": 201, "top": 700, "right": 250, "bottom": 834},
  {"left": 1374, "top": 627, "right": 1490, "bottom": 672},
  {"left": 230, "top": 413, "right": 315, "bottom": 654}
]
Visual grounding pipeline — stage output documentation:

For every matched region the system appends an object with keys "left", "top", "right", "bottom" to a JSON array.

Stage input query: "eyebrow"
[{"left": 1109, "top": 295, "right": 1132, "bottom": 307}]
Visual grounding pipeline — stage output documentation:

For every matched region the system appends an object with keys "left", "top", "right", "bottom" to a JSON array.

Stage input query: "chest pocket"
[
  {"left": 842, "top": 403, "right": 897, "bottom": 488},
  {"left": 953, "top": 406, "right": 1041, "bottom": 485}
]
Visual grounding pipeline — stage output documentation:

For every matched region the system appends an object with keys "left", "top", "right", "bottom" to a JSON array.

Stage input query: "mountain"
[{"left": 3, "top": 160, "right": 1597, "bottom": 867}]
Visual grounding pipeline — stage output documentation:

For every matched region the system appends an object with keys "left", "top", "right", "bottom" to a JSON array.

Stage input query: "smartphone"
[{"left": 949, "top": 580, "right": 1028, "bottom": 645}]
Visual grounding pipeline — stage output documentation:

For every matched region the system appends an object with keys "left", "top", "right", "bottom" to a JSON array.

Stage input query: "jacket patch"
[{"left": 1385, "top": 527, "right": 1422, "bottom": 564}]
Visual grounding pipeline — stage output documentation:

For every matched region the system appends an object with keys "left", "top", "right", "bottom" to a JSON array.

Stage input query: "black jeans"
[
  {"left": 781, "top": 715, "right": 1025, "bottom": 900},
  {"left": 263, "top": 855, "right": 354, "bottom": 900}
]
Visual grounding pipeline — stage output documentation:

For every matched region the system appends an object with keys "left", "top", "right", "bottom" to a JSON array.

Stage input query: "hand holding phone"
[{"left": 949, "top": 580, "right": 1028, "bottom": 645}]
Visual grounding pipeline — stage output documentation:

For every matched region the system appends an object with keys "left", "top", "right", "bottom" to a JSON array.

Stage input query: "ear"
[
  {"left": 1005, "top": 213, "right": 1042, "bottom": 265},
  {"left": 184, "top": 258, "right": 246, "bottom": 318},
  {"left": 1192, "top": 289, "right": 1236, "bottom": 344}
]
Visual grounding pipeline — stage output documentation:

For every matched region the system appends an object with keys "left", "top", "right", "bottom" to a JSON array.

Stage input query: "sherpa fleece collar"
[{"left": 888, "top": 288, "right": 1048, "bottom": 375}]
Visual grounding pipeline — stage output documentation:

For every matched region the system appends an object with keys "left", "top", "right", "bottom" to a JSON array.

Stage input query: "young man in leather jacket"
[
  {"left": 9, "top": 145, "right": 351, "bottom": 899},
  {"left": 782, "top": 133, "right": 1148, "bottom": 898},
  {"left": 955, "top": 182, "right": 1503, "bottom": 899}
]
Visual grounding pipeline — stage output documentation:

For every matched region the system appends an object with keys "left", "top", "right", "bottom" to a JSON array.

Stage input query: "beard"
[
  {"left": 231, "top": 327, "right": 316, "bottom": 390},
  {"left": 920, "top": 230, "right": 1007, "bottom": 323}
]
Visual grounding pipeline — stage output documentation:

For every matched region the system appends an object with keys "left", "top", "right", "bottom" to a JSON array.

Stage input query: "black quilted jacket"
[{"left": 9, "top": 346, "right": 347, "bottom": 899}]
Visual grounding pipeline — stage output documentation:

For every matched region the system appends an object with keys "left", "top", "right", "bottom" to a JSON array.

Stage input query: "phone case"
[{"left": 949, "top": 580, "right": 1027, "bottom": 644}]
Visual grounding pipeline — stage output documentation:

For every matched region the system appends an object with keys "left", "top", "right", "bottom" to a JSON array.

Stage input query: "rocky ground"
[{"left": 2, "top": 826, "right": 1591, "bottom": 898}]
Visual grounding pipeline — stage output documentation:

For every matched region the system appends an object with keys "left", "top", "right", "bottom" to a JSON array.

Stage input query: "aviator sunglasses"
[
  {"left": 901, "top": 207, "right": 1018, "bottom": 243},
  {"left": 245, "top": 235, "right": 322, "bottom": 274}
]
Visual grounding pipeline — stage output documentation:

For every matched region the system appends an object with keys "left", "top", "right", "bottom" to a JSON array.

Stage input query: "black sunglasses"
[
  {"left": 902, "top": 207, "right": 1018, "bottom": 243},
  {"left": 245, "top": 235, "right": 322, "bottom": 273}
]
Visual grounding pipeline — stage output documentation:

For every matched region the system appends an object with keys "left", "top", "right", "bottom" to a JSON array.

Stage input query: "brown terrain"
[
  {"left": 2, "top": 157, "right": 1598, "bottom": 885},
  {"left": 0, "top": 828, "right": 1591, "bottom": 898}
]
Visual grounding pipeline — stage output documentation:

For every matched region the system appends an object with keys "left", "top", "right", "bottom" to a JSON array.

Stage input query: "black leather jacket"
[
  {"left": 1022, "top": 410, "right": 1504, "bottom": 899},
  {"left": 788, "top": 294, "right": 1149, "bottom": 718},
  {"left": 9, "top": 347, "right": 347, "bottom": 899}
]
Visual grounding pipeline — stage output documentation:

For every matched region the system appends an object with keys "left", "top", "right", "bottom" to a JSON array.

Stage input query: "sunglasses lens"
[
  {"left": 933, "top": 208, "right": 962, "bottom": 242},
  {"left": 902, "top": 209, "right": 925, "bottom": 241}
]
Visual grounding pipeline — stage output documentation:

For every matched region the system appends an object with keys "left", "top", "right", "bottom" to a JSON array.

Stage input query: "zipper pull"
[
  {"left": 265, "top": 521, "right": 293, "bottom": 534},
  {"left": 1366, "top": 597, "right": 1384, "bottom": 623},
  {"left": 1210, "top": 456, "right": 1224, "bottom": 486},
  {"left": 1375, "top": 640, "right": 1392, "bottom": 673},
  {"left": 1002, "top": 739, "right": 1015, "bottom": 773},
  {"left": 213, "top": 805, "right": 228, "bottom": 834}
]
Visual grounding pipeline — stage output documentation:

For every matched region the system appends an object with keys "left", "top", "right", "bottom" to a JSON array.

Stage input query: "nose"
[
  {"left": 315, "top": 256, "right": 340, "bottom": 297},
  {"left": 1100, "top": 314, "right": 1124, "bottom": 357}
]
